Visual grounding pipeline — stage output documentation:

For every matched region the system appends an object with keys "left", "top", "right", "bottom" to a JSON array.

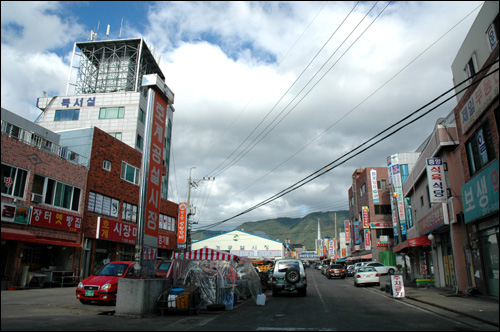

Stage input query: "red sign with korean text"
[
  {"left": 158, "top": 233, "right": 170, "bottom": 249},
  {"left": 177, "top": 203, "right": 187, "bottom": 244},
  {"left": 143, "top": 92, "right": 168, "bottom": 246},
  {"left": 362, "top": 206, "right": 370, "bottom": 228},
  {"left": 97, "top": 217, "right": 137, "bottom": 244},
  {"left": 30, "top": 207, "right": 82, "bottom": 232}
]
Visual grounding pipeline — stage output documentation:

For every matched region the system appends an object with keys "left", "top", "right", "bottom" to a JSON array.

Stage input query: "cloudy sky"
[{"left": 1, "top": 1, "right": 484, "bottom": 231}]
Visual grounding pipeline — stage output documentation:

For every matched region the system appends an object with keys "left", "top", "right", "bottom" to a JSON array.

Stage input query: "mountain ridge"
[{"left": 191, "top": 210, "right": 350, "bottom": 250}]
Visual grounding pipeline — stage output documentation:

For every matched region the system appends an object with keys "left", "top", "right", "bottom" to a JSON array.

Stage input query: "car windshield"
[
  {"left": 331, "top": 264, "right": 343, "bottom": 269},
  {"left": 157, "top": 262, "right": 171, "bottom": 271},
  {"left": 359, "top": 267, "right": 376, "bottom": 272},
  {"left": 276, "top": 261, "right": 300, "bottom": 272},
  {"left": 96, "top": 263, "right": 129, "bottom": 276}
]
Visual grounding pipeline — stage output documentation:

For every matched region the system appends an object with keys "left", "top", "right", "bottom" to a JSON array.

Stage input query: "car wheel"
[
  {"left": 285, "top": 268, "right": 300, "bottom": 284},
  {"left": 388, "top": 269, "right": 395, "bottom": 275}
]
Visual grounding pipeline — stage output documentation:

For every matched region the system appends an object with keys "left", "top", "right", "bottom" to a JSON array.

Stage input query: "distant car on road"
[
  {"left": 76, "top": 261, "right": 135, "bottom": 305},
  {"left": 353, "top": 266, "right": 380, "bottom": 287},
  {"left": 364, "top": 262, "right": 398, "bottom": 275},
  {"left": 326, "top": 264, "right": 346, "bottom": 279},
  {"left": 346, "top": 265, "right": 355, "bottom": 277}
]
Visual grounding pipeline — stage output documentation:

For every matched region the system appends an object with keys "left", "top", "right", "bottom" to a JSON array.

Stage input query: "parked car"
[
  {"left": 271, "top": 258, "right": 307, "bottom": 296},
  {"left": 353, "top": 266, "right": 380, "bottom": 287},
  {"left": 156, "top": 260, "right": 172, "bottom": 278},
  {"left": 346, "top": 265, "right": 355, "bottom": 277},
  {"left": 76, "top": 261, "right": 135, "bottom": 305},
  {"left": 326, "top": 264, "right": 346, "bottom": 279},
  {"left": 364, "top": 262, "right": 398, "bottom": 275},
  {"left": 321, "top": 264, "right": 329, "bottom": 275}
]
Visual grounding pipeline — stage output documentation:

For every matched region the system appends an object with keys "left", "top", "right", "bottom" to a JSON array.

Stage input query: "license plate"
[
  {"left": 85, "top": 290, "right": 95, "bottom": 297},
  {"left": 365, "top": 275, "right": 371, "bottom": 278}
]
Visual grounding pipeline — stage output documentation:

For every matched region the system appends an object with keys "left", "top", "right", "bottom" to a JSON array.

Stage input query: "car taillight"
[
  {"left": 376, "top": 273, "right": 379, "bottom": 277},
  {"left": 356, "top": 274, "right": 361, "bottom": 278},
  {"left": 303, "top": 276, "right": 307, "bottom": 282}
]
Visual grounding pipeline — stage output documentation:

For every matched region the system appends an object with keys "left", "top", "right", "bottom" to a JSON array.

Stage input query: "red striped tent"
[{"left": 174, "top": 247, "right": 250, "bottom": 262}]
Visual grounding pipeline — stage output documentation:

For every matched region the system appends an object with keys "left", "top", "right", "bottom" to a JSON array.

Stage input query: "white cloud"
[{"left": 1, "top": 1, "right": 484, "bottom": 231}]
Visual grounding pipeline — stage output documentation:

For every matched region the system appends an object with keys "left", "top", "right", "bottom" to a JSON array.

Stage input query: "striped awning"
[{"left": 174, "top": 247, "right": 249, "bottom": 261}]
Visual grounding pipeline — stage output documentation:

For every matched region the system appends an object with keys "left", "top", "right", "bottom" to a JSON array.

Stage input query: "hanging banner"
[
  {"left": 370, "top": 169, "right": 379, "bottom": 203},
  {"left": 364, "top": 229, "right": 371, "bottom": 250},
  {"left": 362, "top": 206, "right": 370, "bottom": 228},
  {"left": 344, "top": 220, "right": 350, "bottom": 243},
  {"left": 177, "top": 202, "right": 188, "bottom": 245},
  {"left": 426, "top": 158, "right": 447, "bottom": 203}
]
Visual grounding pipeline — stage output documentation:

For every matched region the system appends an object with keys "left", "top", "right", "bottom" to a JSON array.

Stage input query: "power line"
[
  {"left": 194, "top": 64, "right": 498, "bottom": 231},
  {"left": 212, "top": 2, "right": 481, "bottom": 207},
  {"left": 207, "top": 1, "right": 366, "bottom": 178}
]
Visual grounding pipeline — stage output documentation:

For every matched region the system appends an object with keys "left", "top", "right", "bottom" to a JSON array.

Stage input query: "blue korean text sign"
[{"left": 462, "top": 162, "right": 499, "bottom": 223}]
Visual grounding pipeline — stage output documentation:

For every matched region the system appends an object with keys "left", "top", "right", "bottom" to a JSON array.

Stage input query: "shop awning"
[
  {"left": 1, "top": 227, "right": 81, "bottom": 248},
  {"left": 360, "top": 253, "right": 372, "bottom": 260},
  {"left": 409, "top": 235, "right": 431, "bottom": 247},
  {"left": 393, "top": 235, "right": 431, "bottom": 253}
]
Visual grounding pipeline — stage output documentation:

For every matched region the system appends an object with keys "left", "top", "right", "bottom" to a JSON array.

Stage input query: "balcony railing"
[{"left": 1, "top": 120, "right": 89, "bottom": 167}]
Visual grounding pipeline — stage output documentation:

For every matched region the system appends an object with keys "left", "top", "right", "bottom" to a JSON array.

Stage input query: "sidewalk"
[{"left": 375, "top": 278, "right": 499, "bottom": 328}]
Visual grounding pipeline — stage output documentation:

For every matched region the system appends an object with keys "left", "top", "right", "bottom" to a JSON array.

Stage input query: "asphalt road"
[{"left": 1, "top": 269, "right": 494, "bottom": 331}]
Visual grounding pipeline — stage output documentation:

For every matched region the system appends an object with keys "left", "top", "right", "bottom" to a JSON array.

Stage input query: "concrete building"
[
  {"left": 191, "top": 229, "right": 286, "bottom": 260},
  {"left": 396, "top": 111, "right": 468, "bottom": 291},
  {"left": 35, "top": 38, "right": 175, "bottom": 200},
  {"left": 347, "top": 167, "right": 394, "bottom": 265},
  {"left": 451, "top": 2, "right": 498, "bottom": 297}
]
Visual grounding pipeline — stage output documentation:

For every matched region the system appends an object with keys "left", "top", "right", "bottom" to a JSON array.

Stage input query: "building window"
[
  {"left": 377, "top": 179, "right": 387, "bottom": 190},
  {"left": 136, "top": 134, "right": 143, "bottom": 151},
  {"left": 138, "top": 108, "right": 146, "bottom": 124},
  {"left": 466, "top": 122, "right": 496, "bottom": 176},
  {"left": 400, "top": 164, "right": 410, "bottom": 184},
  {"left": 32, "top": 174, "right": 81, "bottom": 212},
  {"left": 108, "top": 132, "right": 122, "bottom": 141},
  {"left": 87, "top": 191, "right": 119, "bottom": 218},
  {"left": 374, "top": 205, "right": 391, "bottom": 214},
  {"left": 1, "top": 164, "right": 28, "bottom": 198},
  {"left": 103, "top": 160, "right": 111, "bottom": 171},
  {"left": 360, "top": 184, "right": 366, "bottom": 196},
  {"left": 120, "top": 162, "right": 140, "bottom": 185},
  {"left": 464, "top": 53, "right": 478, "bottom": 85},
  {"left": 122, "top": 202, "right": 138, "bottom": 222},
  {"left": 54, "top": 109, "right": 79, "bottom": 121},
  {"left": 99, "top": 107, "right": 125, "bottom": 119}
]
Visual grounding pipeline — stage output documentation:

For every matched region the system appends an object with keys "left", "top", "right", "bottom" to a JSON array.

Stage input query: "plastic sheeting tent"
[{"left": 169, "top": 248, "right": 262, "bottom": 309}]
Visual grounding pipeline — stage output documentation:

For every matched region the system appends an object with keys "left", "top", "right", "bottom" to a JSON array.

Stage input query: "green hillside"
[{"left": 191, "top": 211, "right": 349, "bottom": 250}]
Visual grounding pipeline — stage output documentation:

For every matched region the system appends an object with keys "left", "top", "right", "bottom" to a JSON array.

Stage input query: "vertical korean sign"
[
  {"left": 391, "top": 275, "right": 405, "bottom": 298},
  {"left": 177, "top": 202, "right": 187, "bottom": 248},
  {"left": 426, "top": 158, "right": 447, "bottom": 203},
  {"left": 137, "top": 74, "right": 174, "bottom": 277}
]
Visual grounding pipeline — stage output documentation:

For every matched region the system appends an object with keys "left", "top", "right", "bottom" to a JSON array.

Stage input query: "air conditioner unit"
[{"left": 31, "top": 193, "right": 43, "bottom": 203}]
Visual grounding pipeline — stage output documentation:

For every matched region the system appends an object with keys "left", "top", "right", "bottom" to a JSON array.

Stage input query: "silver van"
[{"left": 271, "top": 258, "right": 307, "bottom": 296}]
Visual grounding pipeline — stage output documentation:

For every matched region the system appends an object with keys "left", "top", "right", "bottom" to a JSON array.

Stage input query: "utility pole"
[
  {"left": 334, "top": 213, "right": 338, "bottom": 260},
  {"left": 186, "top": 167, "right": 215, "bottom": 251}
]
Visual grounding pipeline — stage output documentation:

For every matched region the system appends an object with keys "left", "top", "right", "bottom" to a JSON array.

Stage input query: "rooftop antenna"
[
  {"left": 119, "top": 16, "right": 124, "bottom": 39},
  {"left": 106, "top": 24, "right": 110, "bottom": 39}
]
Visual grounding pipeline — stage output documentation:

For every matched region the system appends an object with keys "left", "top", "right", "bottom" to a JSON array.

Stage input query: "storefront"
[
  {"left": 1, "top": 206, "right": 83, "bottom": 289},
  {"left": 462, "top": 162, "right": 499, "bottom": 297}
]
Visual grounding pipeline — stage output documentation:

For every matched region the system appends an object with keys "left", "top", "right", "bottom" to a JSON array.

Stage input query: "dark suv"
[
  {"left": 271, "top": 258, "right": 307, "bottom": 296},
  {"left": 326, "top": 264, "right": 346, "bottom": 279}
]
